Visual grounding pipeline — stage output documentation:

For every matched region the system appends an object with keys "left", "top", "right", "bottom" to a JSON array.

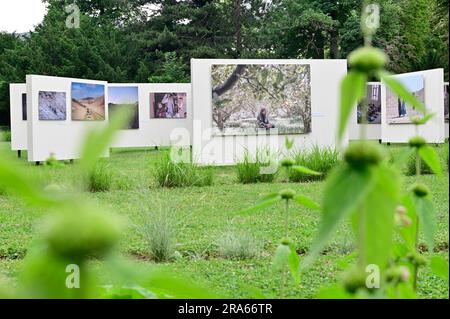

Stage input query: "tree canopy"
[{"left": 0, "top": 0, "right": 448, "bottom": 125}]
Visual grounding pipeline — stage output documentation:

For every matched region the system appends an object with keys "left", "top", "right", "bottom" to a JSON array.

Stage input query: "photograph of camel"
[
  {"left": 150, "top": 93, "right": 187, "bottom": 119},
  {"left": 71, "top": 82, "right": 105, "bottom": 121},
  {"left": 357, "top": 84, "right": 381, "bottom": 124},
  {"left": 108, "top": 86, "right": 139, "bottom": 129},
  {"left": 211, "top": 64, "right": 311, "bottom": 136},
  {"left": 38, "top": 91, "right": 66, "bottom": 121},
  {"left": 22, "top": 93, "right": 27, "bottom": 121},
  {"left": 445, "top": 84, "right": 449, "bottom": 123},
  {"left": 386, "top": 75, "right": 425, "bottom": 124}
]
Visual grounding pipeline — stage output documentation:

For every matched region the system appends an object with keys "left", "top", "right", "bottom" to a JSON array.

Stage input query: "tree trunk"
[{"left": 330, "top": 28, "right": 340, "bottom": 59}]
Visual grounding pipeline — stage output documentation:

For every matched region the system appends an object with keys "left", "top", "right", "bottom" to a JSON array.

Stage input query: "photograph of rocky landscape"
[
  {"left": 71, "top": 82, "right": 105, "bottom": 121},
  {"left": 38, "top": 91, "right": 66, "bottom": 121},
  {"left": 211, "top": 64, "right": 311, "bottom": 136},
  {"left": 386, "top": 74, "right": 425, "bottom": 124}
]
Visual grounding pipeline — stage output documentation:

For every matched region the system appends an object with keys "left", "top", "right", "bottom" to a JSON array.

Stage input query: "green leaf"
[
  {"left": 412, "top": 195, "right": 436, "bottom": 252},
  {"left": 305, "top": 164, "right": 376, "bottom": 267},
  {"left": 352, "top": 164, "right": 400, "bottom": 268},
  {"left": 291, "top": 165, "right": 322, "bottom": 176},
  {"left": 398, "top": 194, "right": 418, "bottom": 250},
  {"left": 392, "top": 147, "right": 415, "bottom": 168},
  {"left": 80, "top": 107, "right": 132, "bottom": 173},
  {"left": 0, "top": 159, "right": 62, "bottom": 207},
  {"left": 288, "top": 244, "right": 301, "bottom": 284},
  {"left": 419, "top": 145, "right": 442, "bottom": 177},
  {"left": 379, "top": 71, "right": 426, "bottom": 114},
  {"left": 272, "top": 244, "right": 290, "bottom": 271},
  {"left": 338, "top": 71, "right": 367, "bottom": 142},
  {"left": 293, "top": 194, "right": 320, "bottom": 210},
  {"left": 237, "top": 195, "right": 281, "bottom": 215},
  {"left": 413, "top": 113, "right": 435, "bottom": 125},
  {"left": 430, "top": 256, "right": 449, "bottom": 282}
]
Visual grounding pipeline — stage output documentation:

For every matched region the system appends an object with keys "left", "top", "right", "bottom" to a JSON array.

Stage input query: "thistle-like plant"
[{"left": 238, "top": 137, "right": 321, "bottom": 295}]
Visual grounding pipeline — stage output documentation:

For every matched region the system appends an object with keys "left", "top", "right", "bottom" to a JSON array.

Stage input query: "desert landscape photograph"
[
  {"left": 71, "top": 82, "right": 105, "bottom": 121},
  {"left": 386, "top": 74, "right": 425, "bottom": 124},
  {"left": 108, "top": 86, "right": 139, "bottom": 129},
  {"left": 211, "top": 64, "right": 311, "bottom": 136},
  {"left": 38, "top": 91, "right": 66, "bottom": 121}
]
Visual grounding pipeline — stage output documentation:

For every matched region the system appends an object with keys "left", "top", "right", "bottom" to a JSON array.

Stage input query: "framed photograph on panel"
[
  {"left": 211, "top": 64, "right": 311, "bottom": 136},
  {"left": 386, "top": 74, "right": 425, "bottom": 124},
  {"left": 22, "top": 93, "right": 27, "bottom": 121},
  {"left": 71, "top": 82, "right": 105, "bottom": 121},
  {"left": 150, "top": 93, "right": 187, "bottom": 119},
  {"left": 108, "top": 86, "right": 139, "bottom": 129},
  {"left": 357, "top": 84, "right": 381, "bottom": 124},
  {"left": 38, "top": 91, "right": 66, "bottom": 121}
]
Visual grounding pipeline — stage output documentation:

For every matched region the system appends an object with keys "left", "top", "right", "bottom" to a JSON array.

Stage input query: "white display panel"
[
  {"left": 26, "top": 75, "right": 109, "bottom": 162},
  {"left": 349, "top": 82, "right": 382, "bottom": 141},
  {"left": 9, "top": 83, "right": 28, "bottom": 151},
  {"left": 110, "top": 83, "right": 192, "bottom": 148},
  {"left": 191, "top": 59, "right": 348, "bottom": 165},
  {"left": 381, "top": 69, "right": 445, "bottom": 144}
]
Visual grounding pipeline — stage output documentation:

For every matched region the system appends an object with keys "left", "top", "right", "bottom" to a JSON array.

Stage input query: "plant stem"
[{"left": 284, "top": 199, "right": 289, "bottom": 238}]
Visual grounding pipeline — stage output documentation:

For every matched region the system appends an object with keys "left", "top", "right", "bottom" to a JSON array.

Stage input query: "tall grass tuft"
[
  {"left": 154, "top": 150, "right": 213, "bottom": 188},
  {"left": 288, "top": 146, "right": 339, "bottom": 182},
  {"left": 236, "top": 148, "right": 278, "bottom": 184},
  {"left": 0, "top": 129, "right": 11, "bottom": 142},
  {"left": 88, "top": 161, "right": 113, "bottom": 192},
  {"left": 140, "top": 209, "right": 177, "bottom": 262},
  {"left": 217, "top": 230, "right": 260, "bottom": 260}
]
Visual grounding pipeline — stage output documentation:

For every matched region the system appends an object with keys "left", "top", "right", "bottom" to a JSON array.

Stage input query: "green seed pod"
[
  {"left": 386, "top": 266, "right": 410, "bottom": 282},
  {"left": 342, "top": 267, "right": 367, "bottom": 294},
  {"left": 344, "top": 142, "right": 383, "bottom": 169},
  {"left": 411, "top": 115, "right": 423, "bottom": 125},
  {"left": 348, "top": 47, "right": 387, "bottom": 73},
  {"left": 412, "top": 183, "right": 430, "bottom": 197},
  {"left": 279, "top": 188, "right": 296, "bottom": 200},
  {"left": 408, "top": 136, "right": 426, "bottom": 149},
  {"left": 280, "top": 238, "right": 293, "bottom": 246},
  {"left": 42, "top": 205, "right": 121, "bottom": 261},
  {"left": 406, "top": 252, "right": 427, "bottom": 266},
  {"left": 280, "top": 158, "right": 295, "bottom": 168}
]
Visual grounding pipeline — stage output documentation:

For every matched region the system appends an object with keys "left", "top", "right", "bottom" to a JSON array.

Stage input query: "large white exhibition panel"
[
  {"left": 191, "top": 59, "right": 348, "bottom": 165},
  {"left": 110, "top": 83, "right": 192, "bottom": 148},
  {"left": 9, "top": 83, "right": 28, "bottom": 151},
  {"left": 349, "top": 82, "right": 382, "bottom": 141},
  {"left": 26, "top": 75, "right": 109, "bottom": 162},
  {"left": 381, "top": 69, "right": 445, "bottom": 144}
]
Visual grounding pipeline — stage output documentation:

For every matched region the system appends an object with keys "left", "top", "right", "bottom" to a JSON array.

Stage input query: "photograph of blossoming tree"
[{"left": 211, "top": 64, "right": 311, "bottom": 136}]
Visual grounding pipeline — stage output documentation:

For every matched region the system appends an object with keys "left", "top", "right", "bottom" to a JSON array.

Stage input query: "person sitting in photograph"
[
  {"left": 400, "top": 100, "right": 407, "bottom": 117},
  {"left": 257, "top": 108, "right": 275, "bottom": 130},
  {"left": 156, "top": 102, "right": 166, "bottom": 118}
]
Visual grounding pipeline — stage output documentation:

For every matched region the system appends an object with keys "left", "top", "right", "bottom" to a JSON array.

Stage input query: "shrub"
[
  {"left": 0, "top": 130, "right": 11, "bottom": 142},
  {"left": 154, "top": 150, "right": 213, "bottom": 188},
  {"left": 288, "top": 146, "right": 339, "bottom": 182},
  {"left": 217, "top": 230, "right": 260, "bottom": 260},
  {"left": 236, "top": 148, "right": 278, "bottom": 184},
  {"left": 140, "top": 209, "right": 176, "bottom": 262},
  {"left": 88, "top": 161, "right": 113, "bottom": 192}
]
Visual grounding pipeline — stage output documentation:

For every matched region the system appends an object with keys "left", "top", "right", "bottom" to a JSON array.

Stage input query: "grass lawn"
[{"left": 0, "top": 141, "right": 448, "bottom": 298}]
